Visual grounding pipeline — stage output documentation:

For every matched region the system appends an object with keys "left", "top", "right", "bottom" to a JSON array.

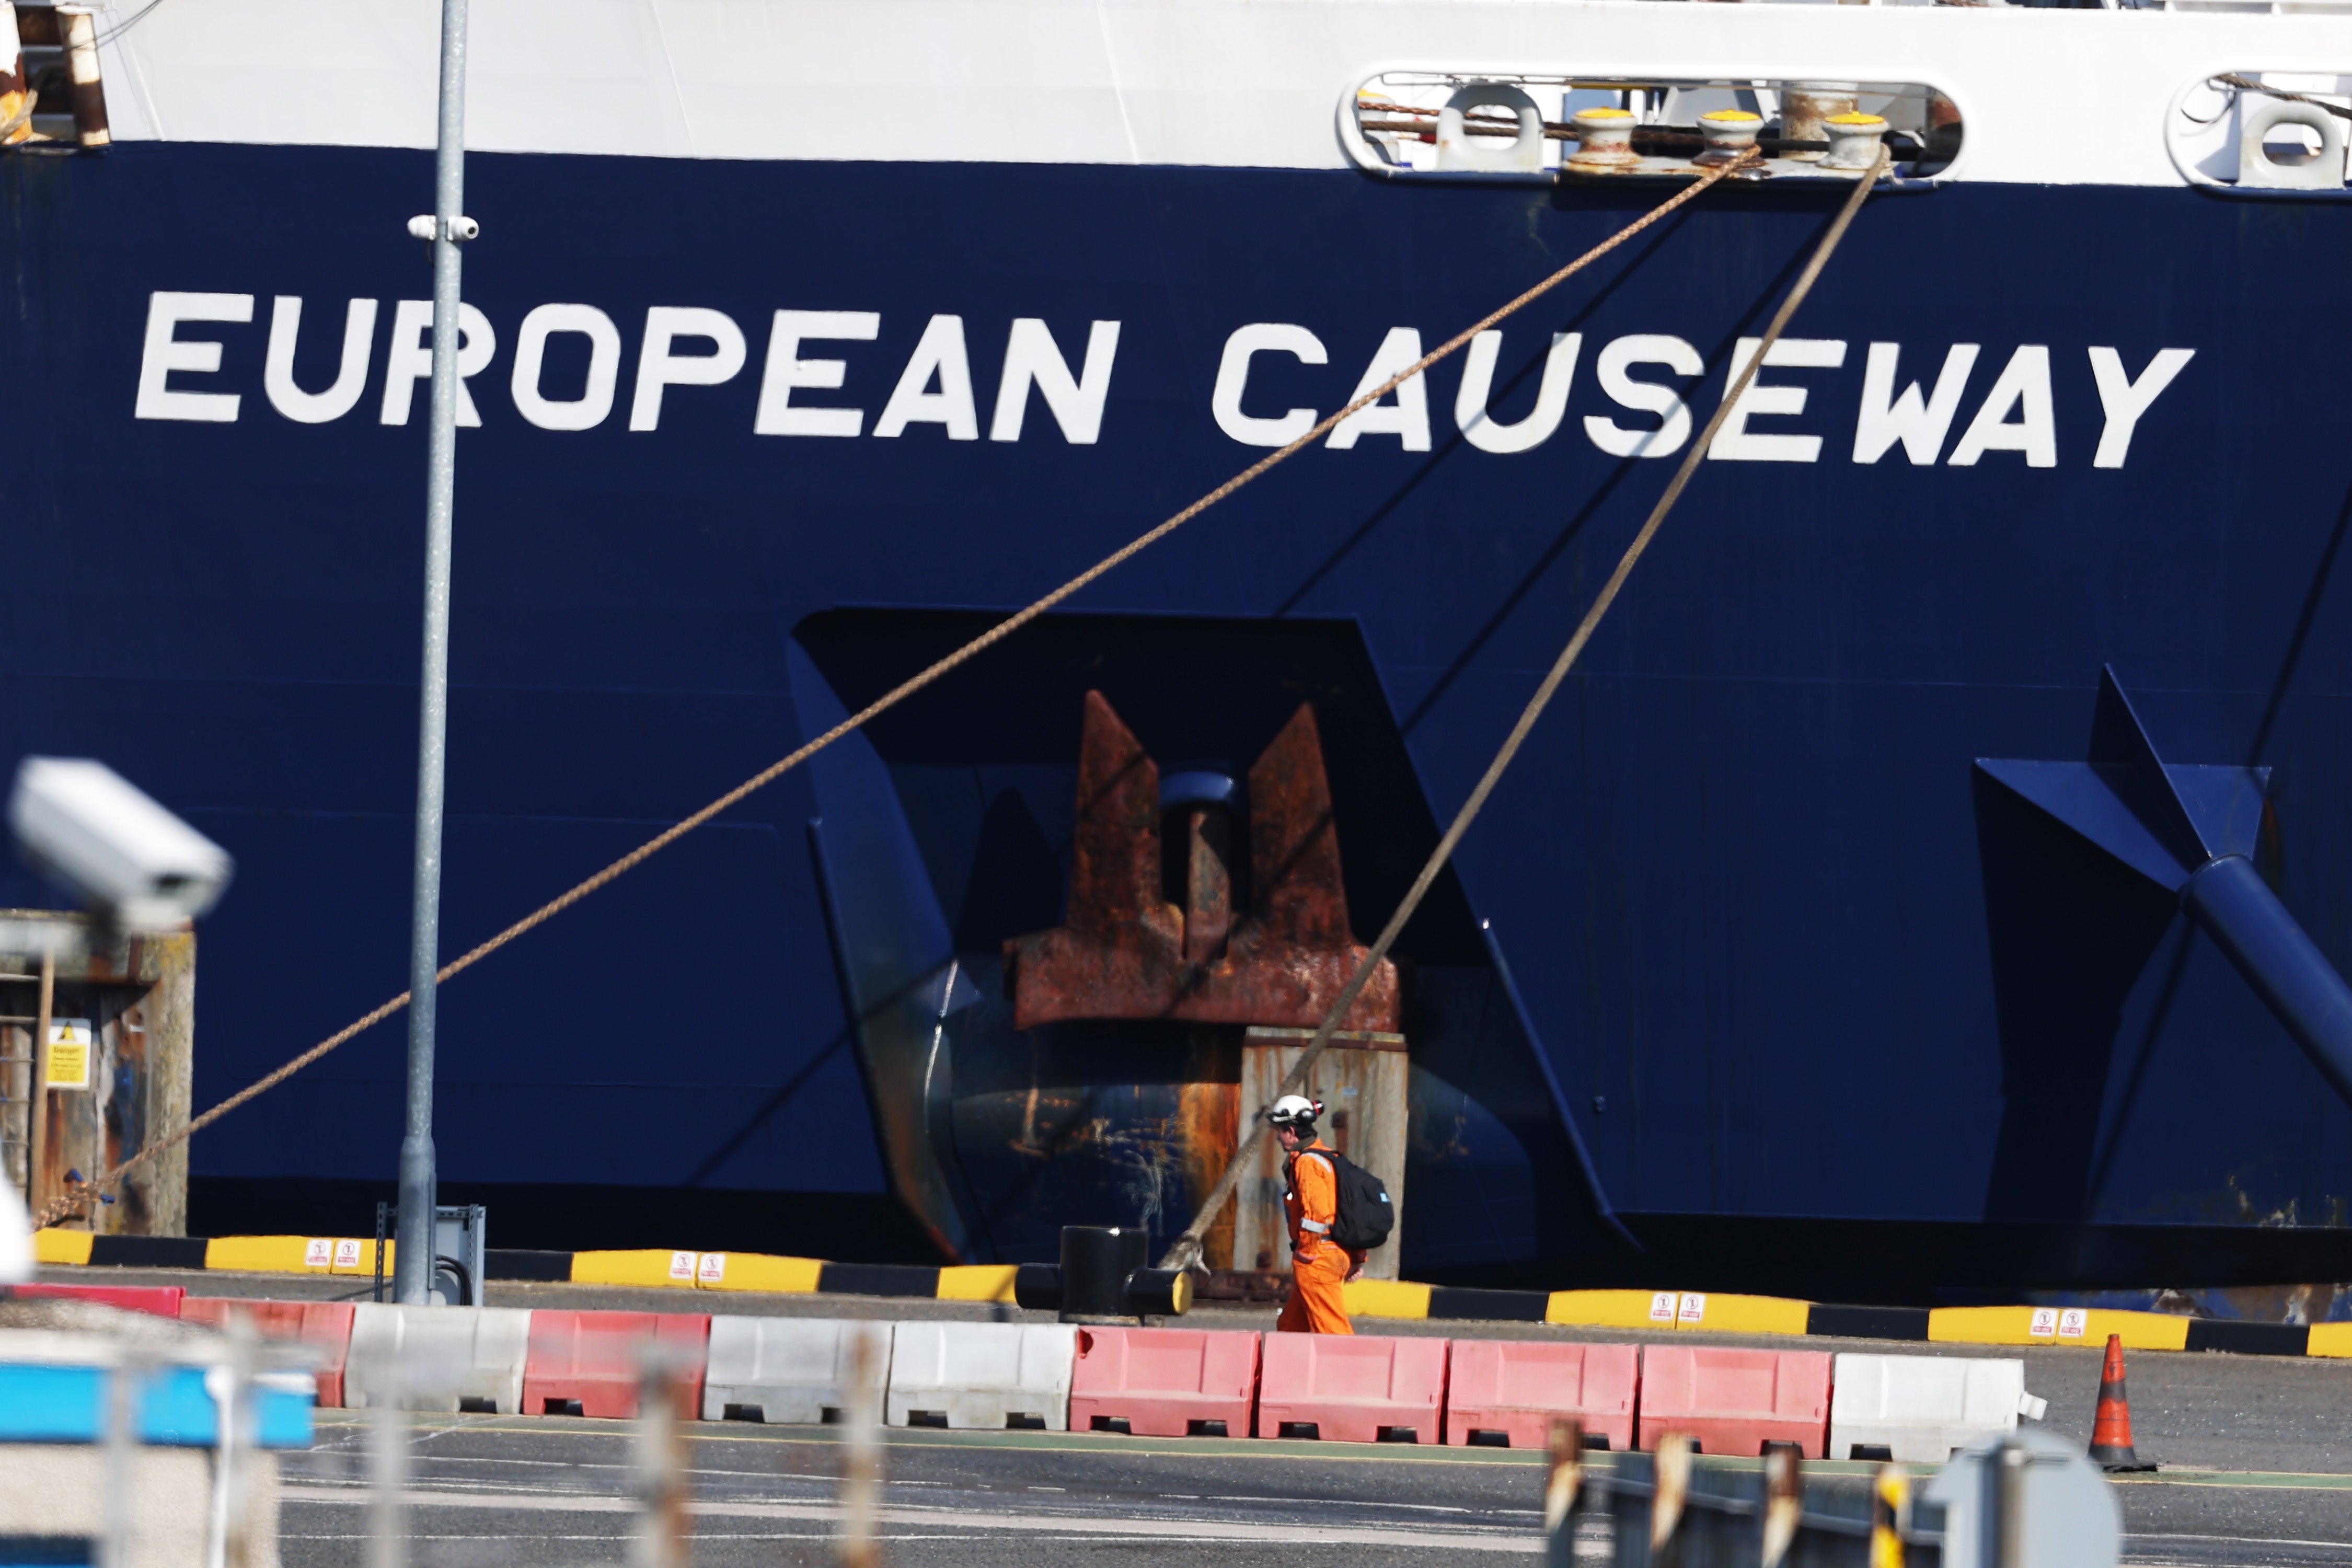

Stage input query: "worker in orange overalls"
[{"left": 1268, "top": 1094, "right": 1365, "bottom": 1334}]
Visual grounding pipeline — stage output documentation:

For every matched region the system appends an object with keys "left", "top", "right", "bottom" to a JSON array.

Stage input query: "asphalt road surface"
[
  {"left": 41, "top": 1264, "right": 2352, "bottom": 1565},
  {"left": 276, "top": 1411, "right": 2352, "bottom": 1568}
]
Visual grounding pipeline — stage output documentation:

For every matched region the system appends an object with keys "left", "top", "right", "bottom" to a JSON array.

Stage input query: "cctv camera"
[{"left": 8, "top": 757, "right": 234, "bottom": 930}]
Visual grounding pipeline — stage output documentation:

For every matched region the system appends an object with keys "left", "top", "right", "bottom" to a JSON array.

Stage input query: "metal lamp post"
[{"left": 395, "top": 0, "right": 472, "bottom": 1307}]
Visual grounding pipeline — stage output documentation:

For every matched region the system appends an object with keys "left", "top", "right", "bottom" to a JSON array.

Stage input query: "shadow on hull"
[{"left": 790, "top": 608, "right": 1625, "bottom": 1272}]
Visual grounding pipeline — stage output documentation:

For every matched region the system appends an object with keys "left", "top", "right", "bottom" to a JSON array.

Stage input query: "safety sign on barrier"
[
  {"left": 345, "top": 1304, "right": 533, "bottom": 1414},
  {"left": 1255, "top": 1332, "right": 1446, "bottom": 1444},
  {"left": 1445, "top": 1338, "right": 1639, "bottom": 1450},
  {"left": 702, "top": 1316, "right": 888, "bottom": 1425},
  {"left": 1068, "top": 1325, "right": 1258, "bottom": 1438},
  {"left": 1830, "top": 1353, "right": 2042, "bottom": 1464},
  {"left": 1637, "top": 1344, "right": 1831, "bottom": 1457},
  {"left": 886, "top": 1321, "right": 1077, "bottom": 1431}
]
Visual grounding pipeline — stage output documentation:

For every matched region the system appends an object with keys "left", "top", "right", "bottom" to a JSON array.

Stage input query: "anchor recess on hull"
[
  {"left": 1976, "top": 666, "right": 2352, "bottom": 1108},
  {"left": 1007, "top": 691, "right": 1401, "bottom": 1034}
]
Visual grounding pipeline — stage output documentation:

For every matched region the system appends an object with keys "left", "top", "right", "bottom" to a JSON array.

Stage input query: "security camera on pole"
[{"left": 395, "top": 0, "right": 475, "bottom": 1309}]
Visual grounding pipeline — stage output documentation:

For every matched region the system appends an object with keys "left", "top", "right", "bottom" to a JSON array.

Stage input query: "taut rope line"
[
  {"left": 34, "top": 154, "right": 1762, "bottom": 1230},
  {"left": 1159, "top": 150, "right": 1890, "bottom": 1274}
]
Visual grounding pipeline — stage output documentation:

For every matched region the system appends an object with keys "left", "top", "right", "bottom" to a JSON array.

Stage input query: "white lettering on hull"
[
  {"left": 1709, "top": 338, "right": 1847, "bottom": 464},
  {"left": 511, "top": 304, "right": 622, "bottom": 431},
  {"left": 992, "top": 319, "right": 1121, "bottom": 445},
  {"left": 1948, "top": 345, "right": 2057, "bottom": 469},
  {"left": 873, "top": 314, "right": 981, "bottom": 441},
  {"left": 378, "top": 299, "right": 497, "bottom": 427},
  {"left": 1853, "top": 343, "right": 1980, "bottom": 467},
  {"left": 1212, "top": 323, "right": 1327, "bottom": 446},
  {"left": 754, "top": 310, "right": 881, "bottom": 438},
  {"left": 135, "top": 291, "right": 253, "bottom": 422},
  {"left": 2088, "top": 348, "right": 2196, "bottom": 470},
  {"left": 1455, "top": 330, "right": 1579, "bottom": 456},
  {"left": 1585, "top": 334, "right": 1701, "bottom": 459},
  {"left": 1327, "top": 327, "right": 1431, "bottom": 452},
  {"left": 631, "top": 307, "right": 747, "bottom": 432},
  {"left": 264, "top": 296, "right": 377, "bottom": 425},
  {"left": 131, "top": 295, "right": 2197, "bottom": 472}
]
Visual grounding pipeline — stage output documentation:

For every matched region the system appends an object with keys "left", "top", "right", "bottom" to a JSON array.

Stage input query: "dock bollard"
[
  {"left": 1060, "top": 1226, "right": 1147, "bottom": 1319},
  {"left": 1013, "top": 1227, "right": 1194, "bottom": 1321}
]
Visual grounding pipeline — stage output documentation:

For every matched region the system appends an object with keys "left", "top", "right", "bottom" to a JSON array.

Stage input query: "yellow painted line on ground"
[
  {"left": 1344, "top": 1278, "right": 1432, "bottom": 1319},
  {"left": 192, "top": 1235, "right": 387, "bottom": 1277},
  {"left": 567, "top": 1249, "right": 824, "bottom": 1293},
  {"left": 2111, "top": 1469, "right": 2352, "bottom": 1491},
  {"left": 570, "top": 1249, "right": 701, "bottom": 1288},
  {"left": 1546, "top": 1289, "right": 1677, "bottom": 1329},
  {"left": 936, "top": 1264, "right": 1019, "bottom": 1302},
  {"left": 1677, "top": 1293, "right": 1813, "bottom": 1335},
  {"left": 203, "top": 1235, "right": 320, "bottom": 1273},
  {"left": 2305, "top": 1322, "right": 2352, "bottom": 1358},
  {"left": 1543, "top": 1288, "right": 1808, "bottom": 1336},
  {"left": 1928, "top": 1306, "right": 2189, "bottom": 1352},
  {"left": 698, "top": 1252, "right": 824, "bottom": 1294},
  {"left": 32, "top": 1228, "right": 94, "bottom": 1265}
]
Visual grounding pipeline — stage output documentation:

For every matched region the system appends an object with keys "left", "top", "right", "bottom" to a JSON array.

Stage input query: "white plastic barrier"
[
  {"left": 886, "top": 1321, "right": 1077, "bottom": 1430},
  {"left": 1829, "top": 1353, "right": 2045, "bottom": 1463},
  {"left": 701, "top": 1316, "right": 889, "bottom": 1424},
  {"left": 345, "top": 1304, "right": 533, "bottom": 1413}
]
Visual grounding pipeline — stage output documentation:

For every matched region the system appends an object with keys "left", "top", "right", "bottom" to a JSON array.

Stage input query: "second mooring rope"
[{"left": 1158, "top": 149, "right": 1890, "bottom": 1274}]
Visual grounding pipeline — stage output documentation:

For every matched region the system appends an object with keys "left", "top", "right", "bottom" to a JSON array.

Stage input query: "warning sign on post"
[{"left": 44, "top": 1019, "right": 93, "bottom": 1091}]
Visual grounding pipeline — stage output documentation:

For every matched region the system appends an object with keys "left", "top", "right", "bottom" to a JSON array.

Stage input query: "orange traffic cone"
[{"left": 2089, "top": 1332, "right": 2155, "bottom": 1472}]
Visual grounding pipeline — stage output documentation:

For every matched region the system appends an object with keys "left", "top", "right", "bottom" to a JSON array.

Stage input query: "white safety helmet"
[{"left": 1265, "top": 1093, "right": 1324, "bottom": 1129}]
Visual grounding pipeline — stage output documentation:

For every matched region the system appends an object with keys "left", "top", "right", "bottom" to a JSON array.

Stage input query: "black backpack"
[{"left": 1298, "top": 1147, "right": 1394, "bottom": 1252}]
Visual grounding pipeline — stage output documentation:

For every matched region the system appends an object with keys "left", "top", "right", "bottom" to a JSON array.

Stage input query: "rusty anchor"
[{"left": 1006, "top": 691, "right": 1400, "bottom": 1033}]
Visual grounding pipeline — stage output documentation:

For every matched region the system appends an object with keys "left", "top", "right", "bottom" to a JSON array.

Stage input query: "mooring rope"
[
  {"left": 31, "top": 154, "right": 1765, "bottom": 1231},
  {"left": 1157, "top": 148, "right": 1889, "bottom": 1274},
  {"left": 2212, "top": 74, "right": 2352, "bottom": 125}
]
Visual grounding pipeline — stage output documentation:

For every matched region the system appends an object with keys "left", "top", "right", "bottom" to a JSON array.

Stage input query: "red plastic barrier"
[
  {"left": 1068, "top": 1325, "right": 1259, "bottom": 1438},
  {"left": 1636, "top": 1345, "right": 1831, "bottom": 1457},
  {"left": 1446, "top": 1339, "right": 1638, "bottom": 1451},
  {"left": 1254, "top": 1332, "right": 1446, "bottom": 1445},
  {"left": 523, "top": 1310, "right": 710, "bottom": 1419},
  {"left": 14, "top": 1284, "right": 186, "bottom": 1320},
  {"left": 182, "top": 1297, "right": 358, "bottom": 1408}
]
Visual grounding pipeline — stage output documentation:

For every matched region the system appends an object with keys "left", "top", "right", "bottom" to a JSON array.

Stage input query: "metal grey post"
[
  {"left": 368, "top": 1356, "right": 410, "bottom": 1568},
  {"left": 99, "top": 1347, "right": 146, "bottom": 1568},
  {"left": 839, "top": 1324, "right": 884, "bottom": 1568},
  {"left": 396, "top": 0, "right": 471, "bottom": 1307}
]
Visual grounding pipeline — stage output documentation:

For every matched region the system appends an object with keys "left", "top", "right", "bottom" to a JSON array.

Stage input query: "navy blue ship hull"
[{"left": 6, "top": 142, "right": 2351, "bottom": 1292}]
